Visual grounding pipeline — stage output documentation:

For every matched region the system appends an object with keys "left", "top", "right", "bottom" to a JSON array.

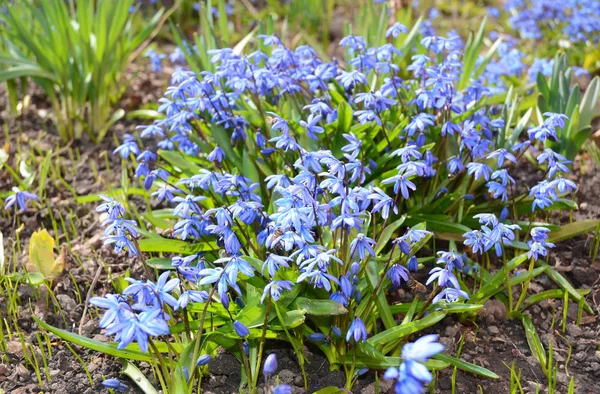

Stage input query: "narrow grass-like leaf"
[
  {"left": 434, "top": 353, "right": 499, "bottom": 379},
  {"left": 539, "top": 263, "right": 593, "bottom": 314},
  {"left": 34, "top": 316, "right": 152, "bottom": 362},
  {"left": 547, "top": 220, "right": 600, "bottom": 242},
  {"left": 374, "top": 215, "right": 406, "bottom": 254},
  {"left": 368, "top": 311, "right": 446, "bottom": 348},
  {"left": 365, "top": 260, "right": 395, "bottom": 329},
  {"left": 520, "top": 314, "right": 547, "bottom": 370}
]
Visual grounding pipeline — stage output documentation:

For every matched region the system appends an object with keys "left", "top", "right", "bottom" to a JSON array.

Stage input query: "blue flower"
[
  {"left": 207, "top": 146, "right": 226, "bottom": 163},
  {"left": 346, "top": 317, "right": 367, "bottom": 342},
  {"left": 104, "top": 307, "right": 170, "bottom": 353},
  {"left": 4, "top": 187, "right": 39, "bottom": 211},
  {"left": 299, "top": 114, "right": 324, "bottom": 140},
  {"left": 433, "top": 287, "right": 470, "bottom": 304},
  {"left": 261, "top": 280, "right": 294, "bottom": 303},
  {"left": 102, "top": 378, "right": 128, "bottom": 391},
  {"left": 263, "top": 353, "right": 278, "bottom": 376},
  {"left": 349, "top": 233, "right": 376, "bottom": 260},
  {"left": 386, "top": 22, "right": 408, "bottom": 38},
  {"left": 382, "top": 171, "right": 417, "bottom": 199},
  {"left": 387, "top": 264, "right": 410, "bottom": 287},
  {"left": 262, "top": 254, "right": 291, "bottom": 278},
  {"left": 273, "top": 385, "right": 292, "bottom": 394},
  {"left": 368, "top": 187, "right": 397, "bottom": 219},
  {"left": 113, "top": 134, "right": 140, "bottom": 158},
  {"left": 196, "top": 354, "right": 212, "bottom": 366},
  {"left": 466, "top": 162, "right": 492, "bottom": 181},
  {"left": 234, "top": 320, "right": 250, "bottom": 338}
]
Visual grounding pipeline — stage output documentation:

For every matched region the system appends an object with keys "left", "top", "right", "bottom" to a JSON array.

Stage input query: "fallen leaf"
[{"left": 26, "top": 229, "right": 63, "bottom": 280}]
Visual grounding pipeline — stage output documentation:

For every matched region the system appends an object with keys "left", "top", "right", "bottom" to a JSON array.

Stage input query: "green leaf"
[
  {"left": 406, "top": 214, "right": 471, "bottom": 234},
  {"left": 388, "top": 302, "right": 482, "bottom": 315},
  {"left": 313, "top": 387, "right": 344, "bottom": 394},
  {"left": 336, "top": 101, "right": 353, "bottom": 135},
  {"left": 548, "top": 220, "right": 600, "bottom": 242},
  {"left": 0, "top": 65, "right": 55, "bottom": 82},
  {"left": 34, "top": 316, "right": 152, "bottom": 361},
  {"left": 539, "top": 263, "right": 593, "bottom": 314},
  {"left": 368, "top": 312, "right": 446, "bottom": 348},
  {"left": 158, "top": 150, "right": 201, "bottom": 176},
  {"left": 364, "top": 260, "right": 395, "bottom": 330},
  {"left": 120, "top": 360, "right": 159, "bottom": 394},
  {"left": 374, "top": 215, "right": 406, "bottom": 255},
  {"left": 138, "top": 238, "right": 217, "bottom": 254},
  {"left": 344, "top": 354, "right": 448, "bottom": 370},
  {"left": 473, "top": 253, "right": 529, "bottom": 302},
  {"left": 458, "top": 16, "right": 487, "bottom": 90},
  {"left": 356, "top": 341, "right": 387, "bottom": 362},
  {"left": 578, "top": 76, "right": 600, "bottom": 130},
  {"left": 434, "top": 353, "right": 499, "bottom": 379},
  {"left": 146, "top": 258, "right": 173, "bottom": 270},
  {"left": 520, "top": 314, "right": 547, "bottom": 369},
  {"left": 294, "top": 297, "right": 348, "bottom": 316}
]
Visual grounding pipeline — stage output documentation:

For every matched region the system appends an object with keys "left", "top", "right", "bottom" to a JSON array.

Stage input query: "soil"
[{"left": 1, "top": 65, "right": 599, "bottom": 394}]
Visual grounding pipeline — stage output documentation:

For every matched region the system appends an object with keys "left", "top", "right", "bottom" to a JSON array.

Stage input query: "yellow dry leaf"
[{"left": 27, "top": 229, "right": 64, "bottom": 280}]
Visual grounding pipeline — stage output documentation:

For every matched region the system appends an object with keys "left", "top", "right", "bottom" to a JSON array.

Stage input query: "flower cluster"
[
  {"left": 89, "top": 270, "right": 178, "bottom": 352},
  {"left": 95, "top": 195, "right": 140, "bottom": 257},
  {"left": 527, "top": 227, "right": 555, "bottom": 261},
  {"left": 505, "top": 0, "right": 600, "bottom": 44},
  {"left": 101, "top": 17, "right": 583, "bottom": 392}
]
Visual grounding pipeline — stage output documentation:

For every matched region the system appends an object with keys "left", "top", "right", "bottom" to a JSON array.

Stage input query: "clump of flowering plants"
[{"left": 38, "top": 19, "right": 598, "bottom": 394}]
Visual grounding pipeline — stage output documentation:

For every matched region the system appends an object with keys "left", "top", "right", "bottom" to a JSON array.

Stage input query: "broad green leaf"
[
  {"left": 138, "top": 238, "right": 217, "bottom": 254},
  {"left": 344, "top": 354, "right": 448, "bottom": 370},
  {"left": 294, "top": 297, "right": 348, "bottom": 316},
  {"left": 356, "top": 341, "right": 387, "bottom": 362},
  {"left": 314, "top": 387, "right": 344, "bottom": 394},
  {"left": 387, "top": 302, "right": 482, "bottom": 315},
  {"left": 27, "top": 229, "right": 63, "bottom": 280},
  {"left": 336, "top": 101, "right": 353, "bottom": 135},
  {"left": 146, "top": 258, "right": 173, "bottom": 270},
  {"left": 579, "top": 76, "right": 600, "bottom": 130},
  {"left": 434, "top": 353, "right": 499, "bottom": 379},
  {"left": 34, "top": 316, "right": 153, "bottom": 361}
]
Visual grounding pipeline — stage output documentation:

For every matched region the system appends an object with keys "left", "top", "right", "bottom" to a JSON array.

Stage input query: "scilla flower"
[
  {"left": 4, "top": 187, "right": 39, "bottom": 211},
  {"left": 263, "top": 353, "right": 278, "bottom": 376},
  {"left": 346, "top": 317, "right": 367, "bottom": 342},
  {"left": 234, "top": 320, "right": 250, "bottom": 338},
  {"left": 102, "top": 378, "right": 128, "bottom": 391},
  {"left": 384, "top": 335, "right": 444, "bottom": 394}
]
